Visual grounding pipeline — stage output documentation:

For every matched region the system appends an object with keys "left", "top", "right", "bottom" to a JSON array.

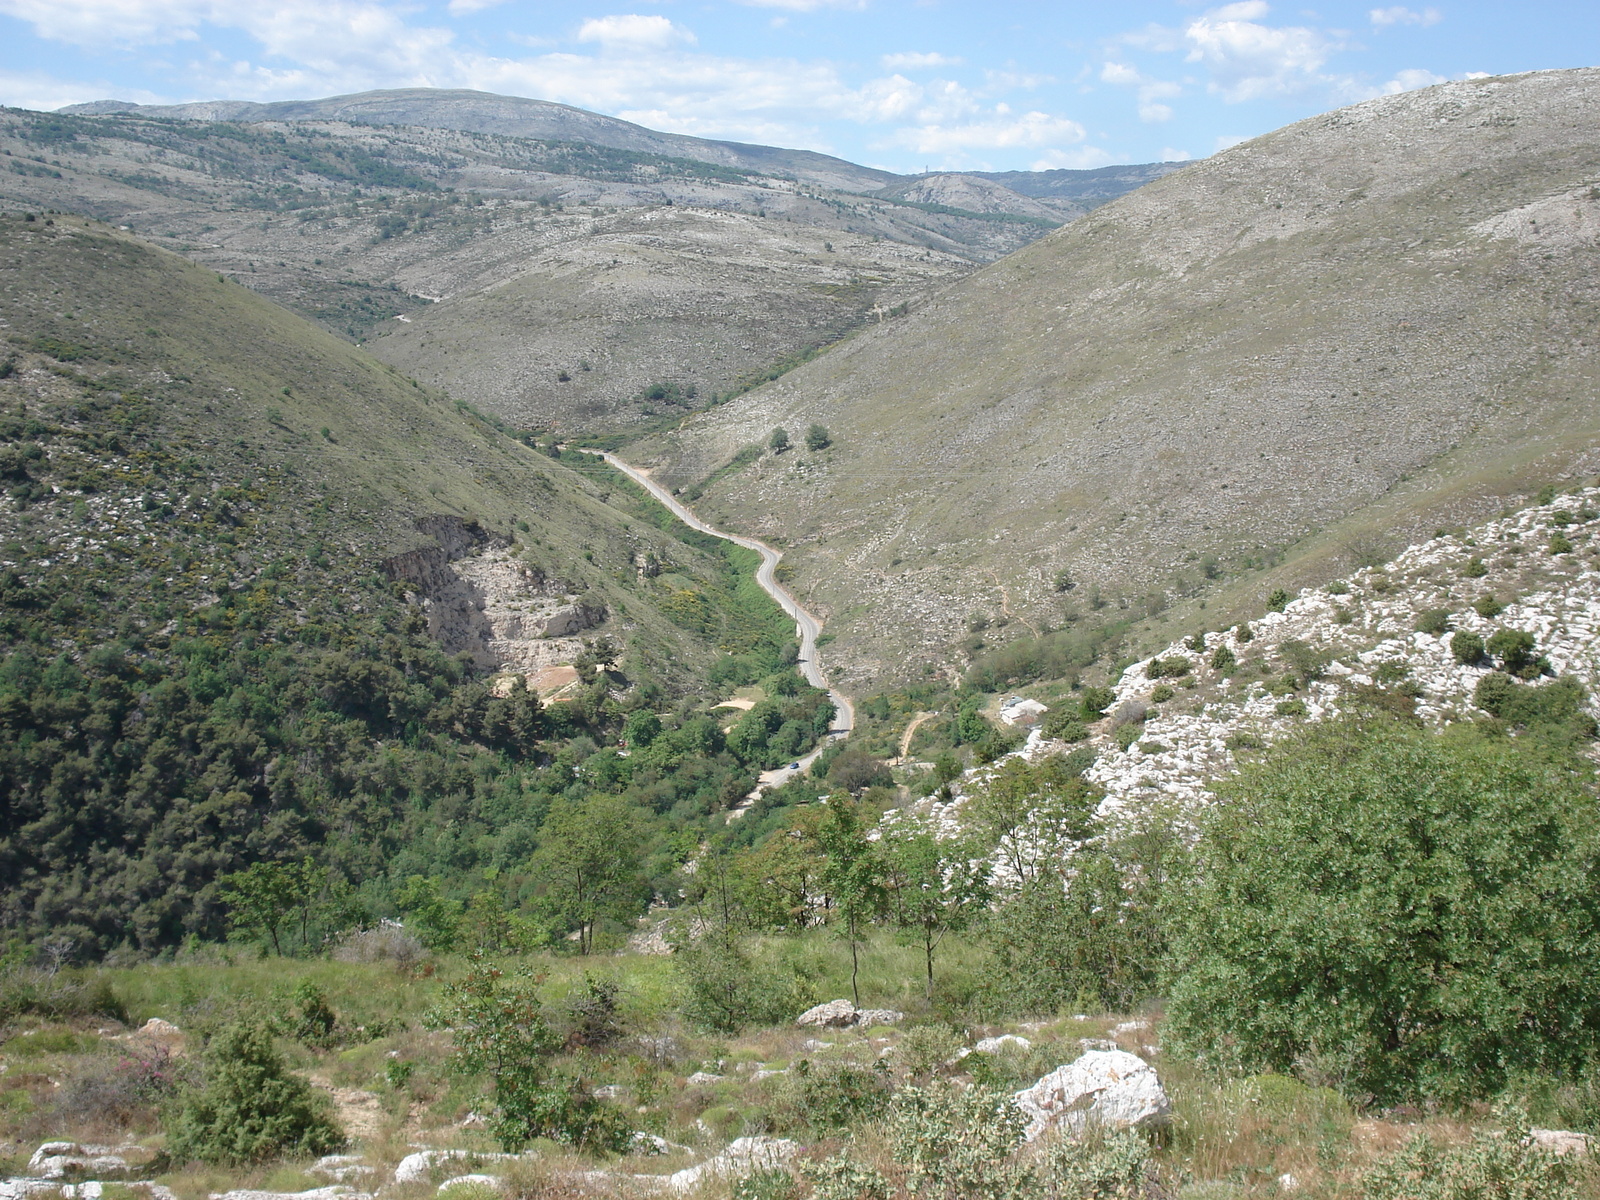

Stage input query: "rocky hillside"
[
  {"left": 4, "top": 92, "right": 1164, "bottom": 434},
  {"left": 952, "top": 487, "right": 1600, "bottom": 826},
  {"left": 636, "top": 69, "right": 1600, "bottom": 688}
]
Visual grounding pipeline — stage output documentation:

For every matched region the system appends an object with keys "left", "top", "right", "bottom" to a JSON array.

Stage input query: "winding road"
[{"left": 582, "top": 450, "right": 855, "bottom": 773}]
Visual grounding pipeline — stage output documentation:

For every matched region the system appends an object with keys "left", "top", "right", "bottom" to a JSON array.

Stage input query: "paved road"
[{"left": 582, "top": 450, "right": 855, "bottom": 770}]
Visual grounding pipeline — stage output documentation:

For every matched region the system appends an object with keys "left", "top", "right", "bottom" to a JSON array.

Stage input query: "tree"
[
  {"left": 531, "top": 795, "right": 644, "bottom": 954},
  {"left": 165, "top": 1021, "right": 343, "bottom": 1164},
  {"left": 1166, "top": 717, "right": 1600, "bottom": 1105},
  {"left": 219, "top": 858, "right": 322, "bottom": 956},
  {"left": 880, "top": 815, "right": 989, "bottom": 997},
  {"left": 769, "top": 427, "right": 791, "bottom": 453},
  {"left": 817, "top": 795, "right": 884, "bottom": 1006},
  {"left": 805, "top": 424, "right": 831, "bottom": 451},
  {"left": 395, "top": 875, "right": 464, "bottom": 951},
  {"left": 963, "top": 756, "right": 1098, "bottom": 889},
  {"left": 426, "top": 958, "right": 627, "bottom": 1151}
]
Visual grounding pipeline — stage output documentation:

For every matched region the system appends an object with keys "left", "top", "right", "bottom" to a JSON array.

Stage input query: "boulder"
[
  {"left": 28, "top": 1144, "right": 137, "bottom": 1180},
  {"left": 796, "top": 1000, "right": 859, "bottom": 1028},
  {"left": 666, "top": 1137, "right": 800, "bottom": 1193},
  {"left": 393, "top": 1152, "right": 516, "bottom": 1185},
  {"left": 309, "top": 1157, "right": 374, "bottom": 1184},
  {"left": 1012, "top": 1050, "right": 1172, "bottom": 1142},
  {"left": 1530, "top": 1128, "right": 1595, "bottom": 1156},
  {"left": 685, "top": 1071, "right": 724, "bottom": 1086},
  {"left": 137, "top": 1018, "right": 181, "bottom": 1037},
  {"left": 855, "top": 1009, "right": 905, "bottom": 1027},
  {"left": 795, "top": 1000, "right": 905, "bottom": 1029},
  {"left": 974, "top": 1035, "right": 1032, "bottom": 1054}
]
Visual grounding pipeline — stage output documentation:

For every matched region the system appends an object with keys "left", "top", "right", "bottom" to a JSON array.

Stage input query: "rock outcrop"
[{"left": 1012, "top": 1050, "right": 1171, "bottom": 1142}]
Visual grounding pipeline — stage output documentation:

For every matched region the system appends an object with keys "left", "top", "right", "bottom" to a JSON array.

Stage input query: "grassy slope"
[{"left": 634, "top": 69, "right": 1600, "bottom": 688}]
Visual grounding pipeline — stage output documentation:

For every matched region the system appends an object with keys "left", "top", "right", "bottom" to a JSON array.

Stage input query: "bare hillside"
[{"left": 637, "top": 69, "right": 1600, "bottom": 688}]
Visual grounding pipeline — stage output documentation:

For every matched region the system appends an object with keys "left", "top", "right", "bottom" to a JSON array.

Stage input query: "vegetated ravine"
[{"left": 588, "top": 448, "right": 856, "bottom": 751}]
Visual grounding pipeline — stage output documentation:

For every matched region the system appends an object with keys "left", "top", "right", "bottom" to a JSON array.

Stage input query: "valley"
[{"left": 3, "top": 63, "right": 1600, "bottom": 1200}]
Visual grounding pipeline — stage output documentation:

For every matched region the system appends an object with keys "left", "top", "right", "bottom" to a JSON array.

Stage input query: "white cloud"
[
  {"left": 892, "top": 110, "right": 1087, "bottom": 154},
  {"left": 1215, "top": 133, "right": 1251, "bottom": 151},
  {"left": 881, "top": 51, "right": 962, "bottom": 71},
  {"left": 1099, "top": 60, "right": 1182, "bottom": 122},
  {"left": 447, "top": 0, "right": 508, "bottom": 14},
  {"left": 1182, "top": 3, "right": 1340, "bottom": 102},
  {"left": 1159, "top": 147, "right": 1194, "bottom": 161},
  {"left": 1370, "top": 6, "right": 1442, "bottom": 27},
  {"left": 576, "top": 14, "right": 694, "bottom": 49}
]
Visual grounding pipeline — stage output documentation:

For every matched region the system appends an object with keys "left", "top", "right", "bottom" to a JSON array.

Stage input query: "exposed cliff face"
[{"left": 382, "top": 516, "right": 605, "bottom": 670}]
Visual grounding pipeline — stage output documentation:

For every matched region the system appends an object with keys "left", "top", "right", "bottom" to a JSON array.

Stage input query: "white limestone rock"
[
  {"left": 665, "top": 1137, "right": 800, "bottom": 1193},
  {"left": 1012, "top": 1050, "right": 1172, "bottom": 1142},
  {"left": 974, "top": 1035, "right": 1032, "bottom": 1054},
  {"left": 795, "top": 1000, "right": 858, "bottom": 1028}
]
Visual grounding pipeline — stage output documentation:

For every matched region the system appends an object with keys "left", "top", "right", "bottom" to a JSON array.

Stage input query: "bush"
[
  {"left": 1450, "top": 630, "right": 1486, "bottom": 664},
  {"left": 883, "top": 1082, "right": 1028, "bottom": 1200},
  {"left": 165, "top": 1021, "right": 343, "bottom": 1164},
  {"left": 1464, "top": 556, "right": 1489, "bottom": 577},
  {"left": 427, "top": 960, "right": 628, "bottom": 1151},
  {"left": 1488, "top": 629, "right": 1543, "bottom": 677},
  {"left": 1474, "top": 674, "right": 1598, "bottom": 742},
  {"left": 1079, "top": 686, "right": 1115, "bottom": 720},
  {"left": 1040, "top": 710, "right": 1087, "bottom": 742},
  {"left": 1274, "top": 699, "right": 1307, "bottom": 717},
  {"left": 0, "top": 968, "right": 127, "bottom": 1024},
  {"left": 1550, "top": 532, "right": 1574, "bottom": 555},
  {"left": 675, "top": 932, "right": 804, "bottom": 1033},
  {"left": 783, "top": 1056, "right": 892, "bottom": 1130},
  {"left": 1147, "top": 655, "right": 1191, "bottom": 679},
  {"left": 1363, "top": 1107, "right": 1576, "bottom": 1200},
  {"left": 1416, "top": 608, "right": 1452, "bottom": 635},
  {"left": 1167, "top": 718, "right": 1600, "bottom": 1105},
  {"left": 1266, "top": 588, "right": 1290, "bottom": 612},
  {"left": 1236, "top": 622, "right": 1254, "bottom": 643},
  {"left": 1149, "top": 684, "right": 1174, "bottom": 704},
  {"left": 332, "top": 923, "right": 427, "bottom": 971},
  {"left": 1474, "top": 594, "right": 1506, "bottom": 618},
  {"left": 805, "top": 424, "right": 831, "bottom": 452},
  {"left": 1114, "top": 724, "right": 1141, "bottom": 751},
  {"left": 1209, "top": 644, "right": 1236, "bottom": 671}
]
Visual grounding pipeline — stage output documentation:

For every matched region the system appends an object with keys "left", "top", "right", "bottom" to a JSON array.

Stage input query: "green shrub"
[
  {"left": 1114, "top": 724, "right": 1141, "bottom": 751},
  {"left": 1278, "top": 640, "right": 1329, "bottom": 683},
  {"left": 884, "top": 1082, "right": 1028, "bottom": 1200},
  {"left": 1040, "top": 710, "right": 1088, "bottom": 742},
  {"left": 1450, "top": 631, "right": 1486, "bottom": 664},
  {"left": 1464, "top": 556, "right": 1489, "bottom": 578},
  {"left": 1265, "top": 588, "right": 1290, "bottom": 612},
  {"left": 1041, "top": 1129, "right": 1153, "bottom": 1198},
  {"left": 806, "top": 1155, "right": 890, "bottom": 1200},
  {"left": 1363, "top": 1107, "right": 1577, "bottom": 1200},
  {"left": 1549, "top": 532, "right": 1574, "bottom": 555},
  {"left": 804, "top": 424, "right": 831, "bottom": 452},
  {"left": 1079, "top": 686, "right": 1115, "bottom": 720},
  {"left": 1416, "top": 608, "right": 1451, "bottom": 635},
  {"left": 784, "top": 1057, "right": 893, "bottom": 1131},
  {"left": 1209, "top": 644, "right": 1236, "bottom": 671},
  {"left": 1474, "top": 594, "right": 1506, "bottom": 618},
  {"left": 675, "top": 931, "right": 804, "bottom": 1033},
  {"left": 1488, "top": 629, "right": 1542, "bottom": 677},
  {"left": 1274, "top": 699, "right": 1307, "bottom": 717},
  {"left": 1236, "top": 622, "right": 1254, "bottom": 643},
  {"left": 1147, "top": 655, "right": 1191, "bottom": 679},
  {"left": 1149, "top": 684, "right": 1174, "bottom": 704},
  {"left": 1325, "top": 580, "right": 1350, "bottom": 595},
  {"left": 426, "top": 960, "right": 628, "bottom": 1151},
  {"left": 164, "top": 1022, "right": 343, "bottom": 1165},
  {"left": 1167, "top": 718, "right": 1600, "bottom": 1105},
  {"left": 1474, "top": 674, "right": 1597, "bottom": 742}
]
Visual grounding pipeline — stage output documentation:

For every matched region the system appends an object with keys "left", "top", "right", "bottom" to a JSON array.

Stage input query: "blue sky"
[{"left": 1, "top": 1, "right": 1596, "bottom": 173}]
